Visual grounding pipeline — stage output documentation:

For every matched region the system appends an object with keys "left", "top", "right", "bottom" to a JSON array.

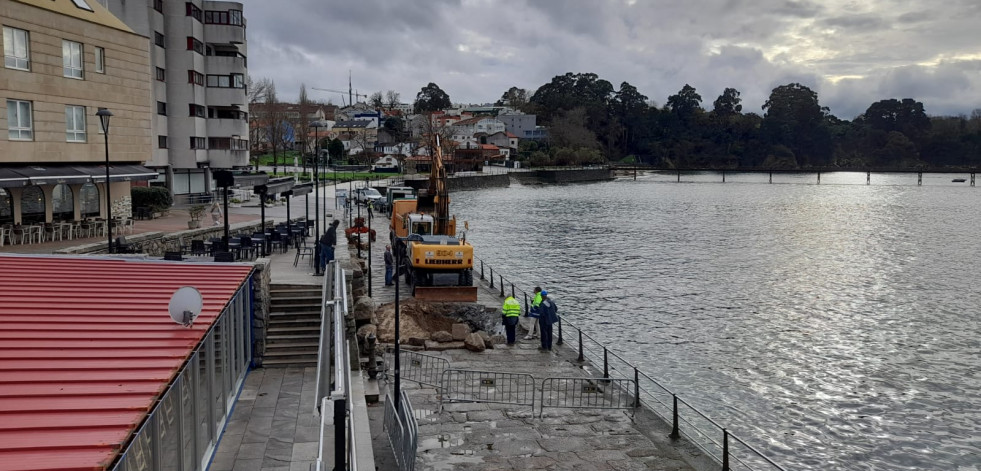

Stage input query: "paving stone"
[
  {"left": 237, "top": 440, "right": 268, "bottom": 460},
  {"left": 208, "top": 451, "right": 235, "bottom": 471},
  {"left": 537, "top": 436, "right": 586, "bottom": 452},
  {"left": 294, "top": 425, "right": 320, "bottom": 443},
  {"left": 575, "top": 448, "right": 630, "bottom": 462},
  {"left": 291, "top": 442, "right": 319, "bottom": 461}
]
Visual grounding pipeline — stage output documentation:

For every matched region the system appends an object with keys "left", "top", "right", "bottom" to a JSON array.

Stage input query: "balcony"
[
  {"left": 207, "top": 117, "right": 248, "bottom": 137},
  {"left": 205, "top": 87, "right": 246, "bottom": 107},
  {"left": 207, "top": 149, "right": 249, "bottom": 168},
  {"left": 205, "top": 55, "right": 246, "bottom": 75},
  {"left": 205, "top": 24, "right": 245, "bottom": 45}
]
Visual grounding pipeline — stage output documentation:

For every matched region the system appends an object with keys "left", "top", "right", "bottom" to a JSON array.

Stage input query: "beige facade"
[
  {"left": 0, "top": 0, "right": 152, "bottom": 164},
  {"left": 0, "top": 0, "right": 153, "bottom": 226}
]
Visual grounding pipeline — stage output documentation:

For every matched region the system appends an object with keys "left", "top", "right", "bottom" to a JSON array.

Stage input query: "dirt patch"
[{"left": 373, "top": 299, "right": 498, "bottom": 343}]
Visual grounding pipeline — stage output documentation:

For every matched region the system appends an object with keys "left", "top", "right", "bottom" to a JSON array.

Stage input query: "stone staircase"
[{"left": 263, "top": 284, "right": 323, "bottom": 368}]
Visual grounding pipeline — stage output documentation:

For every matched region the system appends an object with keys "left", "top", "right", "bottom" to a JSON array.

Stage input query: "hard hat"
[{"left": 541, "top": 290, "right": 548, "bottom": 296}]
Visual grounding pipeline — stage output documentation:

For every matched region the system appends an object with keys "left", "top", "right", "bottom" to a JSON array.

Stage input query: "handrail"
[
  {"left": 314, "top": 261, "right": 358, "bottom": 470},
  {"left": 471, "top": 254, "right": 788, "bottom": 471}
]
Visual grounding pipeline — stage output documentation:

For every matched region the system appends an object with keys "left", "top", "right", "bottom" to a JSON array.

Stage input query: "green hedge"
[{"left": 132, "top": 186, "right": 173, "bottom": 212}]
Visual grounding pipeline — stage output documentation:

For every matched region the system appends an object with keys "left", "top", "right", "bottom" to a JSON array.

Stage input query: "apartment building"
[
  {"left": 104, "top": 0, "right": 249, "bottom": 197},
  {"left": 1, "top": 0, "right": 154, "bottom": 225}
]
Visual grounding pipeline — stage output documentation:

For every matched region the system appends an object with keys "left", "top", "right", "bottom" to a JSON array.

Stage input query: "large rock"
[
  {"left": 464, "top": 333, "right": 486, "bottom": 352},
  {"left": 477, "top": 330, "right": 493, "bottom": 349},
  {"left": 353, "top": 297, "right": 374, "bottom": 321},
  {"left": 491, "top": 334, "right": 507, "bottom": 346},
  {"left": 356, "top": 324, "right": 376, "bottom": 344},
  {"left": 407, "top": 337, "right": 428, "bottom": 347},
  {"left": 451, "top": 323, "right": 470, "bottom": 340},
  {"left": 431, "top": 330, "right": 453, "bottom": 342}
]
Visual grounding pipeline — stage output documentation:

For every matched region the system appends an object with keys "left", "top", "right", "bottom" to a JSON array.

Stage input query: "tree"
[
  {"left": 666, "top": 84, "right": 703, "bottom": 118},
  {"left": 327, "top": 138, "right": 345, "bottom": 165},
  {"left": 548, "top": 107, "right": 600, "bottom": 150},
  {"left": 263, "top": 82, "right": 288, "bottom": 174},
  {"left": 369, "top": 91, "right": 384, "bottom": 110},
  {"left": 247, "top": 76, "right": 273, "bottom": 170},
  {"left": 712, "top": 88, "right": 743, "bottom": 118},
  {"left": 761, "top": 83, "right": 832, "bottom": 166},
  {"left": 295, "top": 83, "right": 312, "bottom": 162},
  {"left": 495, "top": 86, "right": 529, "bottom": 109},
  {"left": 860, "top": 98, "right": 930, "bottom": 138},
  {"left": 385, "top": 90, "right": 401, "bottom": 111},
  {"left": 529, "top": 72, "right": 614, "bottom": 124},
  {"left": 413, "top": 82, "right": 451, "bottom": 114}
]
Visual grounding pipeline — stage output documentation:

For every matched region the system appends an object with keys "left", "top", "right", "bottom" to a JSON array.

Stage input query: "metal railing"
[
  {"left": 471, "top": 255, "right": 788, "bottom": 471},
  {"left": 539, "top": 376, "right": 639, "bottom": 418},
  {"left": 383, "top": 389, "right": 419, "bottom": 471},
  {"left": 438, "top": 369, "right": 537, "bottom": 412},
  {"left": 314, "top": 260, "right": 360, "bottom": 471},
  {"left": 396, "top": 350, "right": 450, "bottom": 388}
]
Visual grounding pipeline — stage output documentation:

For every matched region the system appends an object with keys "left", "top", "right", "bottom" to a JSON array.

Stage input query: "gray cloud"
[{"left": 239, "top": 0, "right": 981, "bottom": 118}]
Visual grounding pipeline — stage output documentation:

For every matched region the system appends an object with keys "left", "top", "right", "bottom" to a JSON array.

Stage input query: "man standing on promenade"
[
  {"left": 319, "top": 220, "right": 340, "bottom": 272},
  {"left": 384, "top": 244, "right": 394, "bottom": 286},
  {"left": 538, "top": 290, "right": 559, "bottom": 351},
  {"left": 501, "top": 294, "right": 522, "bottom": 345},
  {"left": 523, "top": 287, "right": 542, "bottom": 340}
]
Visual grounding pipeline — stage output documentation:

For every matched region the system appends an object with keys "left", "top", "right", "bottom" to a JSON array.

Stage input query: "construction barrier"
[
  {"left": 438, "top": 369, "right": 536, "bottom": 412},
  {"left": 539, "top": 377, "right": 639, "bottom": 418},
  {"left": 398, "top": 350, "right": 450, "bottom": 389}
]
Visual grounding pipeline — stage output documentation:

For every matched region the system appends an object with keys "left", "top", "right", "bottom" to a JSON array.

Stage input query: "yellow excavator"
[{"left": 390, "top": 135, "right": 476, "bottom": 302}]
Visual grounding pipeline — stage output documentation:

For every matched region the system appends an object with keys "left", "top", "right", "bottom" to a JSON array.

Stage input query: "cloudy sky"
[{"left": 241, "top": 0, "right": 981, "bottom": 120}]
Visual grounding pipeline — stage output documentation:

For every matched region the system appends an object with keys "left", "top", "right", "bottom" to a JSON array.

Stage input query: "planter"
[{"left": 188, "top": 220, "right": 201, "bottom": 229}]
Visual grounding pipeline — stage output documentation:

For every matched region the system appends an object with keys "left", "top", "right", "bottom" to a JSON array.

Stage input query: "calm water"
[{"left": 450, "top": 172, "right": 980, "bottom": 470}]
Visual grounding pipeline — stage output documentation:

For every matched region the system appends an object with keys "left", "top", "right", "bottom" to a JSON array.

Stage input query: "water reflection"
[{"left": 452, "top": 173, "right": 981, "bottom": 470}]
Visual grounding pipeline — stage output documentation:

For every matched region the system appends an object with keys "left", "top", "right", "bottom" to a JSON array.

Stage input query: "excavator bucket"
[{"left": 413, "top": 286, "right": 478, "bottom": 302}]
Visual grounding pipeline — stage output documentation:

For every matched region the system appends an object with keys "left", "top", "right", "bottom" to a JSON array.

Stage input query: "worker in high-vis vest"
[
  {"left": 501, "top": 295, "right": 522, "bottom": 345},
  {"left": 523, "top": 287, "right": 543, "bottom": 340}
]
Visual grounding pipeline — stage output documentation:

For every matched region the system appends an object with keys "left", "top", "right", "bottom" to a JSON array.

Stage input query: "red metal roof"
[{"left": 0, "top": 255, "right": 254, "bottom": 471}]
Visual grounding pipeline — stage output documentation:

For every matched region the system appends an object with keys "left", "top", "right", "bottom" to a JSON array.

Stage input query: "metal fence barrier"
[
  {"left": 397, "top": 350, "right": 450, "bottom": 389},
  {"left": 383, "top": 389, "right": 419, "bottom": 471},
  {"left": 539, "top": 377, "right": 639, "bottom": 418},
  {"left": 438, "top": 369, "right": 536, "bottom": 412}
]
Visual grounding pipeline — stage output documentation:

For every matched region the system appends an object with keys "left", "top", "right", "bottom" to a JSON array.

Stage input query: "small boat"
[{"left": 952, "top": 178, "right": 966, "bottom": 183}]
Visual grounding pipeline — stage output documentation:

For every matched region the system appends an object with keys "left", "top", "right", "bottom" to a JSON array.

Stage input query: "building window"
[
  {"left": 156, "top": 67, "right": 166, "bottom": 81},
  {"left": 187, "top": 70, "right": 204, "bottom": 85},
  {"left": 70, "top": 0, "right": 94, "bottom": 12},
  {"left": 65, "top": 105, "right": 86, "bottom": 142},
  {"left": 62, "top": 40, "right": 84, "bottom": 79},
  {"left": 186, "top": 37, "right": 203, "bottom": 55},
  {"left": 154, "top": 32, "right": 165, "bottom": 48},
  {"left": 3, "top": 27, "right": 30, "bottom": 70},
  {"left": 205, "top": 9, "right": 243, "bottom": 25},
  {"left": 153, "top": 0, "right": 163, "bottom": 13},
  {"left": 6, "top": 99, "right": 33, "bottom": 140},
  {"left": 208, "top": 108, "right": 246, "bottom": 120},
  {"left": 94, "top": 46, "right": 105, "bottom": 73},
  {"left": 157, "top": 101, "right": 167, "bottom": 115},
  {"left": 189, "top": 104, "right": 205, "bottom": 118},
  {"left": 208, "top": 137, "right": 230, "bottom": 149},
  {"left": 206, "top": 73, "right": 245, "bottom": 89},
  {"left": 186, "top": 3, "right": 203, "bottom": 21},
  {"left": 190, "top": 136, "right": 206, "bottom": 149},
  {"left": 158, "top": 135, "right": 168, "bottom": 149}
]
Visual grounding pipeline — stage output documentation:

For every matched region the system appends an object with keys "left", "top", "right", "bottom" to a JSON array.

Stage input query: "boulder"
[
  {"left": 407, "top": 337, "right": 428, "bottom": 347},
  {"left": 451, "top": 323, "right": 470, "bottom": 340},
  {"left": 491, "top": 334, "right": 507, "bottom": 346},
  {"left": 464, "top": 333, "right": 486, "bottom": 352},
  {"left": 431, "top": 330, "right": 454, "bottom": 342},
  {"left": 353, "top": 297, "right": 374, "bottom": 321},
  {"left": 477, "top": 330, "right": 493, "bottom": 349},
  {"left": 356, "top": 324, "right": 377, "bottom": 344}
]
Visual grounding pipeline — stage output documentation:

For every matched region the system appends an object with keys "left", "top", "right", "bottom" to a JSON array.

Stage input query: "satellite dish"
[{"left": 169, "top": 286, "right": 203, "bottom": 327}]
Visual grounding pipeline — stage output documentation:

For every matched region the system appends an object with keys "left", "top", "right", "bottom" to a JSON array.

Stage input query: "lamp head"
[{"left": 96, "top": 108, "right": 113, "bottom": 134}]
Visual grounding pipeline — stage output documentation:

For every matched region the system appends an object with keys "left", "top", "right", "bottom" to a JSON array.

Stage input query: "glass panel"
[
  {"left": 122, "top": 413, "right": 155, "bottom": 471},
  {"left": 20, "top": 186, "right": 44, "bottom": 223},
  {"left": 52, "top": 184, "right": 74, "bottom": 220},
  {"left": 181, "top": 372, "right": 196, "bottom": 471},
  {"left": 213, "top": 319, "right": 226, "bottom": 425},
  {"left": 0, "top": 189, "right": 12, "bottom": 224},
  {"left": 196, "top": 338, "right": 212, "bottom": 458},
  {"left": 159, "top": 384, "right": 180, "bottom": 471},
  {"left": 79, "top": 183, "right": 100, "bottom": 217}
]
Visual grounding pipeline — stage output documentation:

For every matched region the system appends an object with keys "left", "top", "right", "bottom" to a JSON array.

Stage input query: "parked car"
[{"left": 353, "top": 187, "right": 383, "bottom": 204}]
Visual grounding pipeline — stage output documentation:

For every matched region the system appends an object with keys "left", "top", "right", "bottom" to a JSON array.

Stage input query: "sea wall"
[{"left": 511, "top": 167, "right": 615, "bottom": 184}]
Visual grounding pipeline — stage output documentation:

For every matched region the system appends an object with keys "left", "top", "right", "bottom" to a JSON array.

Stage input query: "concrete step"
[
  {"left": 267, "top": 333, "right": 320, "bottom": 343},
  {"left": 267, "top": 318, "right": 321, "bottom": 328},
  {"left": 268, "top": 325, "right": 321, "bottom": 334},
  {"left": 261, "top": 357, "right": 318, "bottom": 368},
  {"left": 269, "top": 311, "right": 321, "bottom": 320},
  {"left": 268, "top": 295, "right": 323, "bottom": 305},
  {"left": 264, "top": 341, "right": 320, "bottom": 352}
]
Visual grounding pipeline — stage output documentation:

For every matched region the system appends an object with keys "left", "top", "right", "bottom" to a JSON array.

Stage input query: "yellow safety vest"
[{"left": 502, "top": 296, "right": 521, "bottom": 317}]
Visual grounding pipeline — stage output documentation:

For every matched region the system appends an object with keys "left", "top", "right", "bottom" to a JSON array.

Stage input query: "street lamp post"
[
  {"left": 312, "top": 121, "right": 324, "bottom": 275},
  {"left": 97, "top": 108, "right": 113, "bottom": 253}
]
